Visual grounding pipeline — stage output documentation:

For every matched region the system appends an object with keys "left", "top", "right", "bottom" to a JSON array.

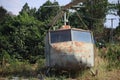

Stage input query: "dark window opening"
[
  {"left": 50, "top": 29, "right": 93, "bottom": 43},
  {"left": 50, "top": 30, "right": 71, "bottom": 43}
]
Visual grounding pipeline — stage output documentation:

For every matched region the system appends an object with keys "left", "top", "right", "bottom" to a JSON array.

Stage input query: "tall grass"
[
  {"left": 0, "top": 57, "right": 45, "bottom": 78},
  {"left": 100, "top": 44, "right": 120, "bottom": 70},
  {"left": 77, "top": 43, "right": 120, "bottom": 80},
  {"left": 0, "top": 43, "right": 120, "bottom": 79}
]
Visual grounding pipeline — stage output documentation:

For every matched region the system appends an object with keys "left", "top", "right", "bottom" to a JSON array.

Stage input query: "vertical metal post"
[
  {"left": 111, "top": 19, "right": 114, "bottom": 43},
  {"left": 108, "top": 18, "right": 116, "bottom": 43},
  {"left": 48, "top": 31, "right": 51, "bottom": 67},
  {"left": 64, "top": 12, "right": 67, "bottom": 25}
]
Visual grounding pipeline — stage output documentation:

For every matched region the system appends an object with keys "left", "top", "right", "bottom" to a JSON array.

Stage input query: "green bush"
[
  {"left": 0, "top": 58, "right": 33, "bottom": 76},
  {"left": 105, "top": 44, "right": 120, "bottom": 69},
  {"left": 0, "top": 49, "right": 11, "bottom": 67}
]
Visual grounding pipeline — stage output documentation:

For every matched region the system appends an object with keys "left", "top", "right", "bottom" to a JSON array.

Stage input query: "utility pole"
[
  {"left": 118, "top": 0, "right": 120, "bottom": 4},
  {"left": 108, "top": 18, "right": 116, "bottom": 43}
]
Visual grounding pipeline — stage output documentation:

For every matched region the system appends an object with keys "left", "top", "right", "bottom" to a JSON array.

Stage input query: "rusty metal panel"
[{"left": 46, "top": 41, "right": 94, "bottom": 69}]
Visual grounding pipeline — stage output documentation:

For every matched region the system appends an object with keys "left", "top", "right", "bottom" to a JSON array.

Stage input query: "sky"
[
  {"left": 0, "top": 0, "right": 71, "bottom": 15},
  {"left": 0, "top": 0, "right": 119, "bottom": 28},
  {"left": 104, "top": 10, "right": 120, "bottom": 28}
]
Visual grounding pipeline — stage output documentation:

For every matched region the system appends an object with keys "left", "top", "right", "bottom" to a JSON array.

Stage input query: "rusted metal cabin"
[{"left": 45, "top": 25, "right": 94, "bottom": 70}]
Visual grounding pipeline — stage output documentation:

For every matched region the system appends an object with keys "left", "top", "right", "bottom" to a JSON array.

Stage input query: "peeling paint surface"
[
  {"left": 45, "top": 28, "right": 94, "bottom": 70},
  {"left": 46, "top": 41, "right": 94, "bottom": 70}
]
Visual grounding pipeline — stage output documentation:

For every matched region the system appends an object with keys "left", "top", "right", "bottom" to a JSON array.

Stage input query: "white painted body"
[{"left": 45, "top": 28, "right": 94, "bottom": 70}]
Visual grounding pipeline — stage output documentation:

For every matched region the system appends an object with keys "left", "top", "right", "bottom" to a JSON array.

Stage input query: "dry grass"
[
  {"left": 0, "top": 78, "right": 6, "bottom": 80},
  {"left": 76, "top": 48, "right": 120, "bottom": 80},
  {"left": 43, "top": 47, "right": 120, "bottom": 80},
  {"left": 0, "top": 48, "right": 120, "bottom": 80}
]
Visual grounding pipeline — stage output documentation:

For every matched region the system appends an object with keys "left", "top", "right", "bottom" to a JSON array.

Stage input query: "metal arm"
[
  {"left": 63, "top": 0, "right": 85, "bottom": 9},
  {"left": 48, "top": 0, "right": 85, "bottom": 27}
]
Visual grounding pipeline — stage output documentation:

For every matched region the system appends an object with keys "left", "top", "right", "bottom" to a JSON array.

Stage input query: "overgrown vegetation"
[
  {"left": 100, "top": 44, "right": 120, "bottom": 70},
  {"left": 0, "top": 0, "right": 120, "bottom": 79}
]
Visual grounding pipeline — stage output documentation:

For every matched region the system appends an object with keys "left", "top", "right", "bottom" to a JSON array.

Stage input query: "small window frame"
[
  {"left": 50, "top": 29, "right": 72, "bottom": 43},
  {"left": 49, "top": 29, "right": 94, "bottom": 44},
  {"left": 71, "top": 29, "right": 93, "bottom": 43}
]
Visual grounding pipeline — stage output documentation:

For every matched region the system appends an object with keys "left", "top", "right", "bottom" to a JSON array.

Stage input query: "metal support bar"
[{"left": 108, "top": 18, "right": 116, "bottom": 43}]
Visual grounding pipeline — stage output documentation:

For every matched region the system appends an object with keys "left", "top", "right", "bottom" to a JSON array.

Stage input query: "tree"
[
  {"left": 19, "top": 3, "right": 30, "bottom": 15},
  {"left": 114, "top": 2, "right": 120, "bottom": 42},
  {"left": 0, "top": 7, "right": 16, "bottom": 65},
  {"left": 0, "top": 6, "right": 7, "bottom": 22},
  {"left": 69, "top": 0, "right": 108, "bottom": 41},
  {"left": 117, "top": 1, "right": 120, "bottom": 16},
  {"left": 29, "top": 8, "right": 37, "bottom": 17},
  {"left": 10, "top": 12, "right": 45, "bottom": 62},
  {"left": 36, "top": 1, "right": 59, "bottom": 22},
  {"left": 0, "top": 6, "right": 45, "bottom": 63},
  {"left": 117, "top": 1, "right": 120, "bottom": 25}
]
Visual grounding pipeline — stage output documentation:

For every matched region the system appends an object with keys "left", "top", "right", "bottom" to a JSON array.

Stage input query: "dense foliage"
[
  {"left": 114, "top": 2, "right": 120, "bottom": 42},
  {"left": 100, "top": 44, "right": 120, "bottom": 70},
  {"left": 0, "top": 0, "right": 120, "bottom": 68},
  {"left": 69, "top": 0, "right": 109, "bottom": 43},
  {"left": 0, "top": 1, "right": 60, "bottom": 65}
]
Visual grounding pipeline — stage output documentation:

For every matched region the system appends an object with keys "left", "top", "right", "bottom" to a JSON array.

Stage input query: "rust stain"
[
  {"left": 74, "top": 41, "right": 84, "bottom": 47},
  {"left": 48, "top": 41, "right": 94, "bottom": 68},
  {"left": 68, "top": 46, "right": 72, "bottom": 53},
  {"left": 60, "top": 25, "right": 71, "bottom": 29},
  {"left": 51, "top": 41, "right": 92, "bottom": 55}
]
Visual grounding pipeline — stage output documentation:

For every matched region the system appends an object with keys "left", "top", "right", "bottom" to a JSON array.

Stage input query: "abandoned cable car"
[
  {"left": 44, "top": 0, "right": 95, "bottom": 71},
  {"left": 45, "top": 25, "right": 94, "bottom": 70}
]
